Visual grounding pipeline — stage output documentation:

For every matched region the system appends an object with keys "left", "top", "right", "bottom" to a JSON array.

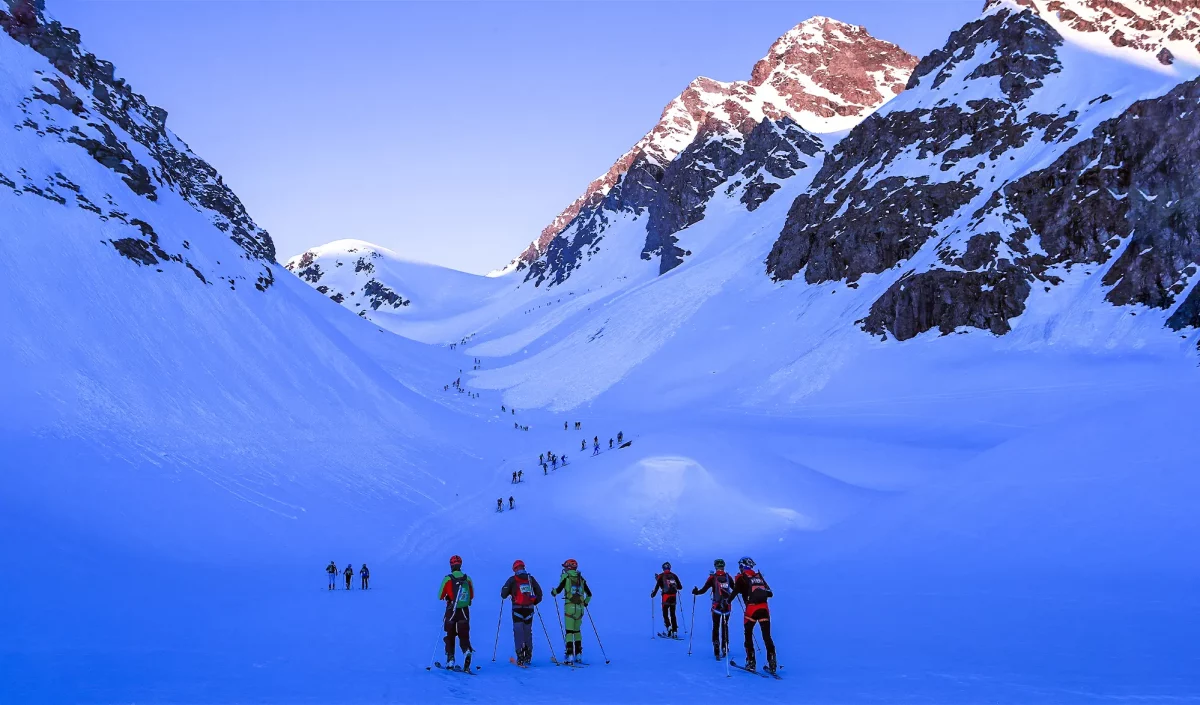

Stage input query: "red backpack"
[{"left": 512, "top": 573, "right": 536, "bottom": 607}]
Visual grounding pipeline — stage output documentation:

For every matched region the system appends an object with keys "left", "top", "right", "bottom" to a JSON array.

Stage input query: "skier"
[
  {"left": 561, "top": 454, "right": 568, "bottom": 467},
  {"left": 360, "top": 563, "right": 370, "bottom": 590},
  {"left": 517, "top": 470, "right": 524, "bottom": 482},
  {"left": 592, "top": 440, "right": 600, "bottom": 456},
  {"left": 609, "top": 438, "right": 613, "bottom": 449},
  {"left": 733, "top": 557, "right": 776, "bottom": 673},
  {"left": 593, "top": 436, "right": 598, "bottom": 445},
  {"left": 692, "top": 559, "right": 735, "bottom": 660},
  {"left": 497, "top": 498, "right": 503, "bottom": 512},
  {"left": 651, "top": 561, "right": 682, "bottom": 637},
  {"left": 438, "top": 555, "right": 475, "bottom": 670},
  {"left": 617, "top": 431, "right": 623, "bottom": 443},
  {"left": 551, "top": 456, "right": 558, "bottom": 470},
  {"left": 581, "top": 440, "right": 586, "bottom": 451},
  {"left": 550, "top": 558, "right": 592, "bottom": 664},
  {"left": 540, "top": 453, "right": 544, "bottom": 465},
  {"left": 508, "top": 496, "right": 515, "bottom": 510},
  {"left": 326, "top": 560, "right": 338, "bottom": 590},
  {"left": 344, "top": 563, "right": 354, "bottom": 590},
  {"left": 502, "top": 405, "right": 506, "bottom": 412},
  {"left": 543, "top": 463, "right": 548, "bottom": 476},
  {"left": 512, "top": 471, "right": 518, "bottom": 484},
  {"left": 564, "top": 422, "right": 568, "bottom": 431},
  {"left": 500, "top": 560, "right": 543, "bottom": 666}
]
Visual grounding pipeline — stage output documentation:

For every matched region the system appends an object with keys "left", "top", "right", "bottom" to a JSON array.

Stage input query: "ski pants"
[
  {"left": 563, "top": 602, "right": 584, "bottom": 656},
  {"left": 443, "top": 609, "right": 472, "bottom": 659},
  {"left": 661, "top": 596, "right": 678, "bottom": 631},
  {"left": 361, "top": 576, "right": 368, "bottom": 589},
  {"left": 711, "top": 610, "right": 731, "bottom": 651},
  {"left": 328, "top": 574, "right": 336, "bottom": 589},
  {"left": 345, "top": 576, "right": 352, "bottom": 589},
  {"left": 512, "top": 607, "right": 534, "bottom": 658},
  {"left": 744, "top": 609, "right": 775, "bottom": 661}
]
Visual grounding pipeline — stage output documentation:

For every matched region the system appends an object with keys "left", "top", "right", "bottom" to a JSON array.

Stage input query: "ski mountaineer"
[
  {"left": 651, "top": 562, "right": 682, "bottom": 637},
  {"left": 561, "top": 454, "right": 568, "bottom": 467},
  {"left": 497, "top": 498, "right": 503, "bottom": 512},
  {"left": 609, "top": 438, "right": 613, "bottom": 449},
  {"left": 551, "top": 456, "right": 558, "bottom": 470},
  {"left": 550, "top": 558, "right": 593, "bottom": 664},
  {"left": 564, "top": 422, "right": 568, "bottom": 431},
  {"left": 326, "top": 560, "right": 337, "bottom": 590},
  {"left": 617, "top": 431, "right": 623, "bottom": 443},
  {"left": 512, "top": 471, "right": 518, "bottom": 484},
  {"left": 508, "top": 496, "right": 515, "bottom": 510},
  {"left": 342, "top": 563, "right": 352, "bottom": 589},
  {"left": 581, "top": 440, "right": 586, "bottom": 451},
  {"left": 592, "top": 440, "right": 600, "bottom": 456},
  {"left": 360, "top": 564, "right": 370, "bottom": 590},
  {"left": 733, "top": 557, "right": 777, "bottom": 673},
  {"left": 500, "top": 560, "right": 544, "bottom": 666},
  {"left": 692, "top": 559, "right": 735, "bottom": 660},
  {"left": 518, "top": 470, "right": 524, "bottom": 482},
  {"left": 438, "top": 555, "right": 475, "bottom": 670}
]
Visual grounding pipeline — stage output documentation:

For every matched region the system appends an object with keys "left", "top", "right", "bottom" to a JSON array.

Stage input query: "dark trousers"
[
  {"left": 443, "top": 609, "right": 472, "bottom": 659},
  {"left": 711, "top": 611, "right": 730, "bottom": 653},
  {"left": 361, "top": 576, "right": 368, "bottom": 589},
  {"left": 660, "top": 599, "right": 678, "bottom": 631},
  {"left": 344, "top": 576, "right": 351, "bottom": 589},
  {"left": 744, "top": 613, "right": 775, "bottom": 661},
  {"left": 512, "top": 607, "right": 534, "bottom": 659}
]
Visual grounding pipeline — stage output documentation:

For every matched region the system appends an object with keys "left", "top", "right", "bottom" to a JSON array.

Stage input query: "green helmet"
[{"left": 714, "top": 558, "right": 726, "bottom": 569}]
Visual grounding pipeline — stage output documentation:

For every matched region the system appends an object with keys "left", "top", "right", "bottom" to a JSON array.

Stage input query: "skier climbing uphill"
[
  {"left": 550, "top": 558, "right": 592, "bottom": 664},
  {"left": 438, "top": 555, "right": 475, "bottom": 670},
  {"left": 692, "top": 559, "right": 735, "bottom": 659},
  {"left": 651, "top": 561, "right": 682, "bottom": 637},
  {"left": 500, "top": 560, "right": 543, "bottom": 666},
  {"left": 326, "top": 560, "right": 337, "bottom": 590},
  {"left": 343, "top": 563, "right": 353, "bottom": 590},
  {"left": 733, "top": 557, "right": 776, "bottom": 674}
]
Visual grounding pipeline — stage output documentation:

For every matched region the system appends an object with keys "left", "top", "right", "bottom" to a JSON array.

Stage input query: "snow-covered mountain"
[
  {"left": 506, "top": 17, "right": 918, "bottom": 283},
  {"left": 768, "top": 0, "right": 1200, "bottom": 343}
]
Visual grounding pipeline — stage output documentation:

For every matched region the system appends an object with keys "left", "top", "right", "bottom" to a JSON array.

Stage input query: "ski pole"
[
  {"left": 424, "top": 621, "right": 444, "bottom": 670},
  {"left": 583, "top": 604, "right": 611, "bottom": 664},
  {"left": 535, "top": 605, "right": 560, "bottom": 664},
  {"left": 650, "top": 597, "right": 655, "bottom": 639},
  {"left": 687, "top": 594, "right": 696, "bottom": 656},
  {"left": 491, "top": 599, "right": 504, "bottom": 662},
  {"left": 552, "top": 594, "right": 566, "bottom": 643}
]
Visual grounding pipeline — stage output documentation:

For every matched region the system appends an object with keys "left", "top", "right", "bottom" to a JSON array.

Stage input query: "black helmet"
[
  {"left": 738, "top": 556, "right": 755, "bottom": 570},
  {"left": 714, "top": 558, "right": 726, "bottom": 569},
  {"left": 661, "top": 561, "right": 671, "bottom": 571}
]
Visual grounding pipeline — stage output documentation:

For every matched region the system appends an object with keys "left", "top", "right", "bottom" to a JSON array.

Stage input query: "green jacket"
[
  {"left": 550, "top": 569, "right": 592, "bottom": 605},
  {"left": 438, "top": 570, "right": 474, "bottom": 608}
]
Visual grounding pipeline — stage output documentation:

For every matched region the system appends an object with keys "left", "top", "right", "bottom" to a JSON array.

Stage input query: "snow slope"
[{"left": 4, "top": 1, "right": 1200, "bottom": 703}]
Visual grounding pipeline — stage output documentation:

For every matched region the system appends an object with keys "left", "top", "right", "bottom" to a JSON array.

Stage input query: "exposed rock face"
[
  {"left": 983, "top": 0, "right": 1200, "bottom": 63},
  {"left": 768, "top": 8, "right": 1066, "bottom": 285},
  {"left": 284, "top": 244, "right": 411, "bottom": 315},
  {"left": 0, "top": 0, "right": 275, "bottom": 291},
  {"left": 509, "top": 17, "right": 918, "bottom": 281}
]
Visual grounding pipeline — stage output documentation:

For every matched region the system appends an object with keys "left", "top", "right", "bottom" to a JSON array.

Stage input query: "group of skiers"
[
  {"left": 538, "top": 450, "right": 568, "bottom": 474},
  {"left": 582, "top": 431, "right": 623, "bottom": 455},
  {"left": 325, "top": 561, "right": 370, "bottom": 590},
  {"left": 496, "top": 496, "right": 515, "bottom": 511},
  {"left": 433, "top": 555, "right": 775, "bottom": 674},
  {"left": 437, "top": 555, "right": 596, "bottom": 669}
]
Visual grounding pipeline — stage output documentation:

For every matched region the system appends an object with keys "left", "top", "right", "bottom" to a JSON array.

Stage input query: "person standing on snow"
[
  {"left": 651, "top": 561, "right": 682, "bottom": 637},
  {"left": 438, "top": 555, "right": 476, "bottom": 670},
  {"left": 733, "top": 557, "right": 777, "bottom": 673},
  {"left": 508, "top": 496, "right": 515, "bottom": 510},
  {"left": 564, "top": 422, "right": 568, "bottom": 431},
  {"left": 581, "top": 439, "right": 586, "bottom": 451},
  {"left": 343, "top": 563, "right": 354, "bottom": 590},
  {"left": 609, "top": 438, "right": 614, "bottom": 449},
  {"left": 497, "top": 498, "right": 503, "bottom": 512},
  {"left": 517, "top": 470, "right": 524, "bottom": 482},
  {"left": 592, "top": 440, "right": 600, "bottom": 456},
  {"left": 500, "top": 560, "right": 544, "bottom": 665},
  {"left": 360, "top": 563, "right": 370, "bottom": 590},
  {"left": 550, "top": 558, "right": 593, "bottom": 664},
  {"left": 692, "top": 559, "right": 735, "bottom": 660},
  {"left": 326, "top": 560, "right": 338, "bottom": 590},
  {"left": 617, "top": 431, "right": 623, "bottom": 444}
]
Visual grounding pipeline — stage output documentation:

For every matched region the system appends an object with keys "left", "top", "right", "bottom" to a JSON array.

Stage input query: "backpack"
[
  {"left": 712, "top": 573, "right": 734, "bottom": 609},
  {"left": 563, "top": 572, "right": 587, "bottom": 604},
  {"left": 447, "top": 572, "right": 472, "bottom": 609},
  {"left": 512, "top": 573, "right": 536, "bottom": 607},
  {"left": 746, "top": 572, "right": 770, "bottom": 601},
  {"left": 661, "top": 572, "right": 680, "bottom": 594}
]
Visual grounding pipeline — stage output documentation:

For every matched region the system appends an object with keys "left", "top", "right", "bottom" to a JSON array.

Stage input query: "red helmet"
[
  {"left": 449, "top": 555, "right": 463, "bottom": 567},
  {"left": 512, "top": 559, "right": 525, "bottom": 572},
  {"left": 562, "top": 558, "right": 578, "bottom": 570}
]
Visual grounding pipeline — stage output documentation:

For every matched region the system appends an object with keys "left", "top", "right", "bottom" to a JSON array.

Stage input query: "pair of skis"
[
  {"left": 656, "top": 631, "right": 684, "bottom": 641},
  {"left": 728, "top": 660, "right": 783, "bottom": 680},
  {"left": 428, "top": 662, "right": 480, "bottom": 675}
]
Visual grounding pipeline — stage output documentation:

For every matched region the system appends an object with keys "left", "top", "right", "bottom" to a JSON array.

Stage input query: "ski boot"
[
  {"left": 563, "top": 643, "right": 574, "bottom": 665},
  {"left": 745, "top": 653, "right": 757, "bottom": 672},
  {"left": 462, "top": 650, "right": 473, "bottom": 671},
  {"left": 444, "top": 656, "right": 456, "bottom": 670},
  {"left": 765, "top": 654, "right": 778, "bottom": 675}
]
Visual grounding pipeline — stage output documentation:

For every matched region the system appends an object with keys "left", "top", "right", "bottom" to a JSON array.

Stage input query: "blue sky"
[{"left": 51, "top": 0, "right": 983, "bottom": 273}]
